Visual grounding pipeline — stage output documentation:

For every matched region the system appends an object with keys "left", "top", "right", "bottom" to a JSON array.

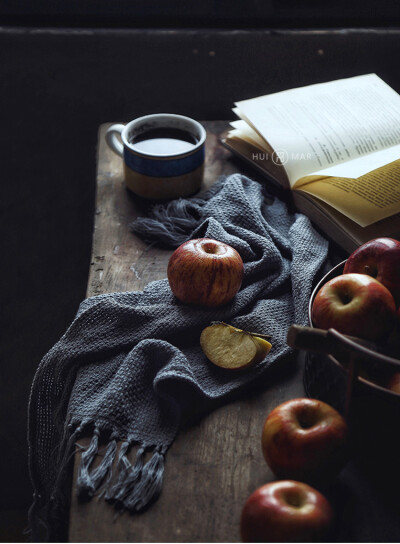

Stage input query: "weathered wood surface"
[
  {"left": 68, "top": 121, "right": 305, "bottom": 542},
  {"left": 68, "top": 121, "right": 400, "bottom": 543}
]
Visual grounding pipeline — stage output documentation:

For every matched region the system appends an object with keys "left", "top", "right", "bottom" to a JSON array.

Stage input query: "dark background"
[
  {"left": 1, "top": 0, "right": 400, "bottom": 28},
  {"left": 1, "top": 2, "right": 400, "bottom": 541}
]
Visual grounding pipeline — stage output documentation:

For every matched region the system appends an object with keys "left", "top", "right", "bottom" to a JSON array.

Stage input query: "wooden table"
[{"left": 68, "top": 121, "right": 400, "bottom": 543}]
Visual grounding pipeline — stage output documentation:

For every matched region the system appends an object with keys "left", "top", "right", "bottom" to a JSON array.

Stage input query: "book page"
[
  {"left": 229, "top": 120, "right": 270, "bottom": 151},
  {"left": 294, "top": 143, "right": 400, "bottom": 182},
  {"left": 235, "top": 74, "right": 400, "bottom": 187},
  {"left": 294, "top": 145, "right": 400, "bottom": 226}
]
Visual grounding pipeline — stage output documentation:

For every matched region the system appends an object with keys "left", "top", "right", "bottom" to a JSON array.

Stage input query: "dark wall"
[
  {"left": 1, "top": 0, "right": 400, "bottom": 28},
  {"left": 1, "top": 25, "right": 400, "bottom": 515}
]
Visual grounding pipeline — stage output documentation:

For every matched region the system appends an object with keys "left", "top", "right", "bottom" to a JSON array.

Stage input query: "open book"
[{"left": 223, "top": 74, "right": 400, "bottom": 252}]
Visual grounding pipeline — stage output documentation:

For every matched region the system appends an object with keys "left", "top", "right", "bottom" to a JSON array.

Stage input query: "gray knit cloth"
[{"left": 28, "top": 175, "right": 329, "bottom": 541}]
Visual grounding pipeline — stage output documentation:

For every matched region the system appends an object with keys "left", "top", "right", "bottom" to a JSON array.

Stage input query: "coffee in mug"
[{"left": 106, "top": 114, "right": 206, "bottom": 200}]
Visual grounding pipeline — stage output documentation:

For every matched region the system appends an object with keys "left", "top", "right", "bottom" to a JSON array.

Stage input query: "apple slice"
[{"left": 200, "top": 322, "right": 272, "bottom": 370}]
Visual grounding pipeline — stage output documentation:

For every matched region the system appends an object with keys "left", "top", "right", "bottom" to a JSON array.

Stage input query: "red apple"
[
  {"left": 240, "top": 480, "right": 333, "bottom": 542},
  {"left": 311, "top": 273, "right": 396, "bottom": 342},
  {"left": 167, "top": 238, "right": 244, "bottom": 307},
  {"left": 344, "top": 237, "right": 400, "bottom": 304},
  {"left": 261, "top": 398, "right": 348, "bottom": 482}
]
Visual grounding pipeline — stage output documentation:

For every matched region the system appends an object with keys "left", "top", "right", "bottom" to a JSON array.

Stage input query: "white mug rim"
[{"left": 120, "top": 113, "right": 206, "bottom": 158}]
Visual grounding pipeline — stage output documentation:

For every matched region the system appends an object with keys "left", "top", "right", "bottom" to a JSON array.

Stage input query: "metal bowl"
[
  {"left": 303, "top": 261, "right": 400, "bottom": 474},
  {"left": 305, "top": 260, "right": 400, "bottom": 407}
]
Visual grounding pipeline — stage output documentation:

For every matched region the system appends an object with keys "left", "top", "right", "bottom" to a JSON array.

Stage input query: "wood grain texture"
[{"left": 68, "top": 121, "right": 305, "bottom": 543}]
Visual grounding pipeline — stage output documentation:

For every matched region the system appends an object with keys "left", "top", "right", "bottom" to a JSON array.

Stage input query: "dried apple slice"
[{"left": 200, "top": 322, "right": 272, "bottom": 370}]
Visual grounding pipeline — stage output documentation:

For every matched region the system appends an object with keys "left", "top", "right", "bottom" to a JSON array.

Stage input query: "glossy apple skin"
[
  {"left": 240, "top": 480, "right": 333, "bottom": 543},
  {"left": 311, "top": 273, "right": 396, "bottom": 342},
  {"left": 167, "top": 238, "right": 244, "bottom": 307},
  {"left": 344, "top": 237, "right": 400, "bottom": 304},
  {"left": 261, "top": 398, "right": 349, "bottom": 482}
]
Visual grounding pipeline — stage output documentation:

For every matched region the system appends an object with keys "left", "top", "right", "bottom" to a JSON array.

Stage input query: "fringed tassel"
[
  {"left": 28, "top": 424, "right": 83, "bottom": 542},
  {"left": 27, "top": 492, "right": 46, "bottom": 543},
  {"left": 75, "top": 427, "right": 99, "bottom": 500},
  {"left": 129, "top": 199, "right": 201, "bottom": 247},
  {"left": 106, "top": 444, "right": 166, "bottom": 513},
  {"left": 89, "top": 435, "right": 118, "bottom": 496},
  {"left": 124, "top": 446, "right": 165, "bottom": 512},
  {"left": 54, "top": 425, "right": 83, "bottom": 490},
  {"left": 105, "top": 443, "right": 145, "bottom": 506},
  {"left": 76, "top": 426, "right": 117, "bottom": 501},
  {"left": 104, "top": 441, "right": 131, "bottom": 503},
  {"left": 128, "top": 178, "right": 225, "bottom": 248},
  {"left": 66, "top": 427, "right": 167, "bottom": 517}
]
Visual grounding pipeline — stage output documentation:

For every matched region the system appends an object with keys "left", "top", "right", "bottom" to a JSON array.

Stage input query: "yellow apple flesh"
[{"left": 200, "top": 322, "right": 271, "bottom": 370}]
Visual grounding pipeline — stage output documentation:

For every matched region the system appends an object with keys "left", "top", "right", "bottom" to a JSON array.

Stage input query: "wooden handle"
[
  {"left": 287, "top": 324, "right": 372, "bottom": 353},
  {"left": 287, "top": 324, "right": 400, "bottom": 370}
]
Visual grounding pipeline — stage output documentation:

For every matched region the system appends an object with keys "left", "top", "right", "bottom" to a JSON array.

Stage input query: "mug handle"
[{"left": 105, "top": 124, "right": 125, "bottom": 157}]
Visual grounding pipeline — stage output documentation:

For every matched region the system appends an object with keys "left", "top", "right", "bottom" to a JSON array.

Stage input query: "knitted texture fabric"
[{"left": 28, "top": 175, "right": 329, "bottom": 540}]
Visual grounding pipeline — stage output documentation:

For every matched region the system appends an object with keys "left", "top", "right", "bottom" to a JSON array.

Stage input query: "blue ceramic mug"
[{"left": 105, "top": 113, "right": 206, "bottom": 200}]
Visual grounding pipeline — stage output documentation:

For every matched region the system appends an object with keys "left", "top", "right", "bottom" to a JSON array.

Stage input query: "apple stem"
[
  {"left": 210, "top": 321, "right": 229, "bottom": 326},
  {"left": 248, "top": 332, "right": 272, "bottom": 340},
  {"left": 363, "top": 264, "right": 377, "bottom": 278},
  {"left": 209, "top": 321, "right": 272, "bottom": 340}
]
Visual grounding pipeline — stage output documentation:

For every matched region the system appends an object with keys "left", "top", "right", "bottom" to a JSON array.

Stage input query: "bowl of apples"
[
  {"left": 299, "top": 237, "right": 400, "bottom": 473},
  {"left": 298, "top": 238, "right": 400, "bottom": 471},
  {"left": 305, "top": 238, "right": 400, "bottom": 407}
]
